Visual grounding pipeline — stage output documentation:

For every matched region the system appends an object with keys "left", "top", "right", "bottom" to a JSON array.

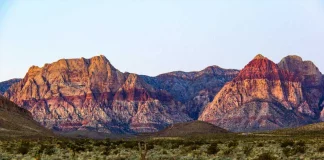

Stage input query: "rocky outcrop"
[
  {"left": 199, "top": 54, "right": 323, "bottom": 132},
  {"left": 278, "top": 55, "right": 324, "bottom": 121},
  {"left": 0, "top": 79, "right": 21, "bottom": 95}
]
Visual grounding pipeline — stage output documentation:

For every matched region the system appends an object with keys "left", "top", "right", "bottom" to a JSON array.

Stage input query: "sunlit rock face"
[
  {"left": 4, "top": 55, "right": 191, "bottom": 133},
  {"left": 199, "top": 54, "right": 324, "bottom": 132}
]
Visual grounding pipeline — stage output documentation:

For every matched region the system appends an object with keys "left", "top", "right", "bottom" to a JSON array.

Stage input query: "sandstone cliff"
[{"left": 199, "top": 54, "right": 323, "bottom": 132}]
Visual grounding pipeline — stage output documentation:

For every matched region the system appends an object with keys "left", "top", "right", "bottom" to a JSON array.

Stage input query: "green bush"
[
  {"left": 228, "top": 141, "right": 239, "bottom": 148},
  {"left": 282, "top": 148, "right": 292, "bottom": 157},
  {"left": 257, "top": 143, "right": 264, "bottom": 147},
  {"left": 206, "top": 143, "right": 220, "bottom": 155},
  {"left": 296, "top": 141, "right": 306, "bottom": 147},
  {"left": 123, "top": 141, "right": 138, "bottom": 149},
  {"left": 17, "top": 141, "right": 32, "bottom": 155},
  {"left": 283, "top": 145, "right": 306, "bottom": 157},
  {"left": 255, "top": 152, "right": 276, "bottom": 160},
  {"left": 318, "top": 145, "right": 324, "bottom": 152},
  {"left": 38, "top": 144, "right": 56, "bottom": 155},
  {"left": 281, "top": 140, "right": 294, "bottom": 148},
  {"left": 294, "top": 146, "right": 306, "bottom": 154},
  {"left": 223, "top": 148, "right": 233, "bottom": 155},
  {"left": 243, "top": 145, "right": 253, "bottom": 156}
]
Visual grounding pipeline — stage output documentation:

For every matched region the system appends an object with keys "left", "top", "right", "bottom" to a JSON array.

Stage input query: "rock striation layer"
[{"left": 199, "top": 54, "right": 324, "bottom": 132}]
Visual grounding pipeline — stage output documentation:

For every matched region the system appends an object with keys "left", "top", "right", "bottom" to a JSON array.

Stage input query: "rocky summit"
[
  {"left": 4, "top": 55, "right": 238, "bottom": 133},
  {"left": 199, "top": 54, "right": 324, "bottom": 132}
]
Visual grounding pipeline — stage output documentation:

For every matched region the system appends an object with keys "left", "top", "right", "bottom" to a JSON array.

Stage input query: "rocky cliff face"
[
  {"left": 0, "top": 79, "right": 21, "bottom": 95},
  {"left": 278, "top": 55, "right": 324, "bottom": 121},
  {"left": 4, "top": 55, "right": 237, "bottom": 133},
  {"left": 199, "top": 54, "right": 323, "bottom": 132}
]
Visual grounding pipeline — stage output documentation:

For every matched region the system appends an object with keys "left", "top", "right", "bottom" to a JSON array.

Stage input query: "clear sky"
[{"left": 0, "top": 0, "right": 324, "bottom": 81}]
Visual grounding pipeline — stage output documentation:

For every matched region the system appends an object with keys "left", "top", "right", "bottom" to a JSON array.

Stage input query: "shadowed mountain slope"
[
  {"left": 0, "top": 79, "right": 21, "bottom": 95},
  {"left": 153, "top": 121, "right": 229, "bottom": 137},
  {"left": 0, "top": 95, "right": 53, "bottom": 138}
]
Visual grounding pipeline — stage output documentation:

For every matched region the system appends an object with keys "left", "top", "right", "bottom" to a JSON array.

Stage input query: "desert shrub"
[
  {"left": 76, "top": 138, "right": 90, "bottom": 145},
  {"left": 101, "top": 146, "right": 111, "bottom": 155},
  {"left": 228, "top": 140, "right": 239, "bottom": 148},
  {"left": 187, "top": 144, "right": 200, "bottom": 151},
  {"left": 223, "top": 148, "right": 232, "bottom": 155},
  {"left": 283, "top": 145, "right": 306, "bottom": 157},
  {"left": 296, "top": 140, "right": 306, "bottom": 147},
  {"left": 257, "top": 142, "right": 264, "bottom": 147},
  {"left": 17, "top": 141, "right": 32, "bottom": 155},
  {"left": 37, "top": 144, "right": 56, "bottom": 155},
  {"left": 206, "top": 143, "right": 220, "bottom": 155},
  {"left": 318, "top": 145, "right": 324, "bottom": 152},
  {"left": 104, "top": 138, "right": 111, "bottom": 144},
  {"left": 113, "top": 149, "right": 119, "bottom": 155},
  {"left": 281, "top": 140, "right": 294, "bottom": 148},
  {"left": 162, "top": 150, "right": 168, "bottom": 155},
  {"left": 149, "top": 139, "right": 183, "bottom": 149},
  {"left": 255, "top": 152, "right": 276, "bottom": 160},
  {"left": 243, "top": 145, "right": 253, "bottom": 156},
  {"left": 57, "top": 140, "right": 71, "bottom": 149},
  {"left": 123, "top": 141, "right": 138, "bottom": 149},
  {"left": 282, "top": 148, "right": 292, "bottom": 157},
  {"left": 93, "top": 140, "right": 105, "bottom": 146},
  {"left": 294, "top": 146, "right": 306, "bottom": 154},
  {"left": 4, "top": 143, "right": 15, "bottom": 154}
]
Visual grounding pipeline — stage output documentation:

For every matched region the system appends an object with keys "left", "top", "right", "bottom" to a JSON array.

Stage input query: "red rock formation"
[
  {"left": 278, "top": 55, "right": 324, "bottom": 120},
  {"left": 4, "top": 55, "right": 191, "bottom": 133},
  {"left": 199, "top": 54, "right": 322, "bottom": 132}
]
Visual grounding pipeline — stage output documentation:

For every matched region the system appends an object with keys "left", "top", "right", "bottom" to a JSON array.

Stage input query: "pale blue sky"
[{"left": 0, "top": 0, "right": 324, "bottom": 81}]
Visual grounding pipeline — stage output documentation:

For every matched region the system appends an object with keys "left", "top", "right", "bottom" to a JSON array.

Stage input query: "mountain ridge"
[{"left": 3, "top": 54, "right": 324, "bottom": 133}]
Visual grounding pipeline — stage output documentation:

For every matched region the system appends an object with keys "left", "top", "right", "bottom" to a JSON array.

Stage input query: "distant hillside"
[
  {"left": 153, "top": 121, "right": 229, "bottom": 137},
  {"left": 0, "top": 95, "right": 53, "bottom": 138},
  {"left": 0, "top": 78, "right": 21, "bottom": 95},
  {"left": 269, "top": 122, "right": 324, "bottom": 135}
]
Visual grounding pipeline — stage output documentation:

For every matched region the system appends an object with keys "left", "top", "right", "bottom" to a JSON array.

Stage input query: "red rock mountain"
[
  {"left": 4, "top": 55, "right": 238, "bottom": 133},
  {"left": 199, "top": 54, "right": 324, "bottom": 132},
  {"left": 4, "top": 54, "right": 323, "bottom": 133}
]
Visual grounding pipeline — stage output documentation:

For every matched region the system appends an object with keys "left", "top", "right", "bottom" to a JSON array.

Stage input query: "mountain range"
[{"left": 1, "top": 54, "right": 323, "bottom": 133}]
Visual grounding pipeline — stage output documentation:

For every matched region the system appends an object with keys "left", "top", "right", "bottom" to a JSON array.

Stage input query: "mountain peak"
[{"left": 253, "top": 54, "right": 267, "bottom": 60}]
